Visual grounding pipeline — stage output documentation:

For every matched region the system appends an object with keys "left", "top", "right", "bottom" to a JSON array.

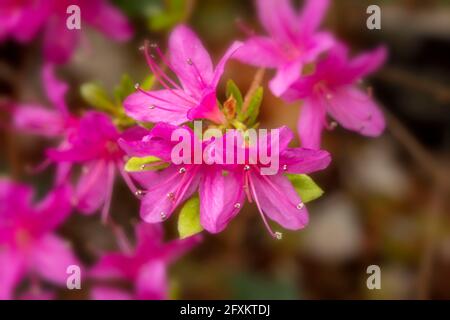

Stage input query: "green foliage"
[
  {"left": 178, "top": 196, "right": 203, "bottom": 239},
  {"left": 124, "top": 156, "right": 169, "bottom": 172},
  {"left": 148, "top": 0, "right": 191, "bottom": 31},
  {"left": 226, "top": 79, "right": 243, "bottom": 114},
  {"left": 287, "top": 174, "right": 324, "bottom": 203}
]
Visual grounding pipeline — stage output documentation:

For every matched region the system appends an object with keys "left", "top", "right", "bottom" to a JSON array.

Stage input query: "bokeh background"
[{"left": 1, "top": 0, "right": 449, "bottom": 299}]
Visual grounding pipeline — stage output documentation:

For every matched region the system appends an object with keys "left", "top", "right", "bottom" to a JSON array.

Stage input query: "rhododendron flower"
[
  {"left": 0, "top": 179, "right": 78, "bottom": 300},
  {"left": 282, "top": 43, "right": 387, "bottom": 149},
  {"left": 124, "top": 25, "right": 242, "bottom": 125},
  {"left": 90, "top": 223, "right": 200, "bottom": 300},
  {"left": 0, "top": 0, "right": 133, "bottom": 63},
  {"left": 235, "top": 0, "right": 334, "bottom": 96},
  {"left": 120, "top": 123, "right": 331, "bottom": 237},
  {"left": 13, "top": 65, "right": 144, "bottom": 220},
  {"left": 119, "top": 123, "right": 244, "bottom": 233},
  {"left": 209, "top": 126, "right": 331, "bottom": 238}
]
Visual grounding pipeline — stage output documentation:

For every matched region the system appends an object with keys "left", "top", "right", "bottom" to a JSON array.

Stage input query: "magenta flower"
[
  {"left": 282, "top": 43, "right": 387, "bottom": 149},
  {"left": 13, "top": 65, "right": 144, "bottom": 220},
  {"left": 120, "top": 124, "right": 331, "bottom": 237},
  {"left": 0, "top": 0, "right": 133, "bottom": 64},
  {"left": 124, "top": 25, "right": 242, "bottom": 125},
  {"left": 235, "top": 0, "right": 334, "bottom": 96},
  {"left": 119, "top": 123, "right": 244, "bottom": 234},
  {"left": 89, "top": 223, "right": 200, "bottom": 300},
  {"left": 213, "top": 126, "right": 331, "bottom": 238},
  {"left": 0, "top": 179, "right": 78, "bottom": 300}
]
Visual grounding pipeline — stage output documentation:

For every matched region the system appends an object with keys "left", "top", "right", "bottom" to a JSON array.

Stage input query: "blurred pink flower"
[
  {"left": 0, "top": 0, "right": 133, "bottom": 64},
  {"left": 13, "top": 65, "right": 145, "bottom": 220},
  {"left": 235, "top": 0, "right": 334, "bottom": 96},
  {"left": 282, "top": 43, "right": 387, "bottom": 149},
  {"left": 0, "top": 179, "right": 78, "bottom": 300},
  {"left": 124, "top": 25, "right": 242, "bottom": 125},
  {"left": 90, "top": 223, "right": 200, "bottom": 300}
]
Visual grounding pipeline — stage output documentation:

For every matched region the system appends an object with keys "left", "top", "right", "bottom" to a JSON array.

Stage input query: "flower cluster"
[{"left": 1, "top": 0, "right": 387, "bottom": 300}]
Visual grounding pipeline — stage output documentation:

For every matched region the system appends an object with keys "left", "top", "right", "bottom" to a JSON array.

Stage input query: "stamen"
[
  {"left": 234, "top": 203, "right": 241, "bottom": 209},
  {"left": 186, "top": 58, "right": 207, "bottom": 89},
  {"left": 248, "top": 173, "right": 282, "bottom": 240}
]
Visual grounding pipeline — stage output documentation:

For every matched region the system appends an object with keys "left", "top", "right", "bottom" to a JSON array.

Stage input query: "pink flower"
[
  {"left": 0, "top": 0, "right": 133, "bottom": 64},
  {"left": 13, "top": 65, "right": 144, "bottom": 220},
  {"left": 124, "top": 25, "right": 242, "bottom": 125},
  {"left": 213, "top": 126, "right": 331, "bottom": 238},
  {"left": 0, "top": 179, "right": 78, "bottom": 300},
  {"left": 89, "top": 223, "right": 200, "bottom": 300},
  {"left": 119, "top": 123, "right": 243, "bottom": 234},
  {"left": 120, "top": 124, "right": 331, "bottom": 237},
  {"left": 282, "top": 43, "right": 387, "bottom": 149},
  {"left": 234, "top": 0, "right": 334, "bottom": 96}
]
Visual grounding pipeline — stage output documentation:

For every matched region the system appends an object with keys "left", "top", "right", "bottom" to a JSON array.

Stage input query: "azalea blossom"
[
  {"left": 124, "top": 24, "right": 242, "bottom": 125},
  {"left": 0, "top": 179, "right": 78, "bottom": 300},
  {"left": 119, "top": 122, "right": 243, "bottom": 234},
  {"left": 120, "top": 123, "right": 331, "bottom": 237},
  {"left": 0, "top": 0, "right": 133, "bottom": 63},
  {"left": 282, "top": 43, "right": 387, "bottom": 149},
  {"left": 13, "top": 65, "right": 144, "bottom": 220},
  {"left": 90, "top": 223, "right": 200, "bottom": 300},
  {"left": 234, "top": 0, "right": 334, "bottom": 96},
  {"left": 209, "top": 126, "right": 331, "bottom": 238}
]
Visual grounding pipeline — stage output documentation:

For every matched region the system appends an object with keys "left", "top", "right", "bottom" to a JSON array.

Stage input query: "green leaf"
[
  {"left": 80, "top": 83, "right": 116, "bottom": 113},
  {"left": 178, "top": 196, "right": 203, "bottom": 239},
  {"left": 124, "top": 156, "right": 168, "bottom": 172},
  {"left": 226, "top": 79, "right": 243, "bottom": 113},
  {"left": 240, "top": 86, "right": 263, "bottom": 126},
  {"left": 140, "top": 74, "right": 156, "bottom": 91},
  {"left": 114, "top": 74, "right": 135, "bottom": 104},
  {"left": 287, "top": 174, "right": 324, "bottom": 203}
]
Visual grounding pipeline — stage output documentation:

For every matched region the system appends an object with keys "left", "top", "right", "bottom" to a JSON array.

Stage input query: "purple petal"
[
  {"left": 187, "top": 90, "right": 225, "bottom": 124},
  {"left": 91, "top": 287, "right": 133, "bottom": 300},
  {"left": 298, "top": 0, "right": 330, "bottom": 36},
  {"left": 43, "top": 16, "right": 80, "bottom": 64},
  {"left": 0, "top": 249, "right": 25, "bottom": 300},
  {"left": 345, "top": 46, "right": 387, "bottom": 83},
  {"left": 75, "top": 160, "right": 109, "bottom": 214}
]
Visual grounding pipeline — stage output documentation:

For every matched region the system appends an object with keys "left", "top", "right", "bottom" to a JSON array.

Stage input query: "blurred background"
[{"left": 0, "top": 0, "right": 449, "bottom": 299}]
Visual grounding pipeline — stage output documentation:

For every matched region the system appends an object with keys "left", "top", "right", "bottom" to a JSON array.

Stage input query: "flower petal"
[
  {"left": 43, "top": 16, "right": 80, "bottom": 64},
  {"left": 211, "top": 41, "right": 243, "bottom": 88},
  {"left": 0, "top": 249, "right": 25, "bottom": 300},
  {"left": 13, "top": 104, "right": 66, "bottom": 137},
  {"left": 298, "top": 0, "right": 330, "bottom": 36},
  {"left": 251, "top": 173, "right": 308, "bottom": 230},
  {"left": 169, "top": 25, "right": 214, "bottom": 94},
  {"left": 345, "top": 46, "right": 387, "bottom": 83},
  {"left": 326, "top": 86, "right": 385, "bottom": 136},
  {"left": 75, "top": 160, "right": 109, "bottom": 214},
  {"left": 280, "top": 147, "right": 331, "bottom": 174},
  {"left": 233, "top": 36, "right": 283, "bottom": 68},
  {"left": 83, "top": 0, "right": 133, "bottom": 41},
  {"left": 91, "top": 286, "right": 133, "bottom": 300},
  {"left": 124, "top": 90, "right": 190, "bottom": 125},
  {"left": 31, "top": 234, "right": 80, "bottom": 286},
  {"left": 269, "top": 61, "right": 302, "bottom": 97},
  {"left": 199, "top": 168, "right": 245, "bottom": 233},
  {"left": 187, "top": 90, "right": 224, "bottom": 124},
  {"left": 297, "top": 98, "right": 326, "bottom": 149},
  {"left": 135, "top": 261, "right": 167, "bottom": 300},
  {"left": 42, "top": 64, "right": 69, "bottom": 115},
  {"left": 256, "top": 0, "right": 298, "bottom": 42}
]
